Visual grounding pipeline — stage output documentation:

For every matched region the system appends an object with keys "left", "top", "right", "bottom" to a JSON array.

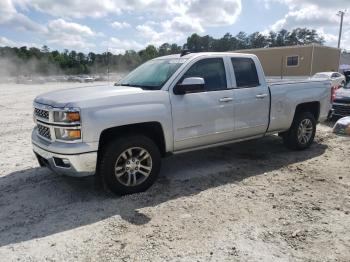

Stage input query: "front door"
[{"left": 170, "top": 57, "right": 235, "bottom": 151}]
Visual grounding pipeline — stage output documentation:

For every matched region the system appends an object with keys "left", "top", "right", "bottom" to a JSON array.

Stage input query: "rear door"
[
  {"left": 170, "top": 57, "right": 235, "bottom": 151},
  {"left": 229, "top": 57, "right": 270, "bottom": 138}
]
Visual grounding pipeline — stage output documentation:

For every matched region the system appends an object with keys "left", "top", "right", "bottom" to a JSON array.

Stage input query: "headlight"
[
  {"left": 54, "top": 111, "right": 80, "bottom": 123},
  {"left": 55, "top": 128, "right": 81, "bottom": 141},
  {"left": 52, "top": 108, "right": 81, "bottom": 142}
]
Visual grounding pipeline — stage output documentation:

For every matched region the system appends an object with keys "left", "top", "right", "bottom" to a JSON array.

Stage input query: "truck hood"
[{"left": 34, "top": 85, "right": 147, "bottom": 108}]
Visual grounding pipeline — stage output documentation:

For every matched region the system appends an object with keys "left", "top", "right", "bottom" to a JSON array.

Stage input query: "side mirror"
[{"left": 173, "top": 77, "right": 205, "bottom": 95}]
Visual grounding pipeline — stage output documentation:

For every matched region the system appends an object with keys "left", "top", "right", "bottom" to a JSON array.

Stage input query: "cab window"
[
  {"left": 231, "top": 57, "right": 260, "bottom": 88},
  {"left": 182, "top": 58, "right": 227, "bottom": 91}
]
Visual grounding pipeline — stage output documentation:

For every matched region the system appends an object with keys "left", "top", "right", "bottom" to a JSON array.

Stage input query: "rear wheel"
[
  {"left": 282, "top": 111, "right": 316, "bottom": 150},
  {"left": 98, "top": 135, "right": 161, "bottom": 195}
]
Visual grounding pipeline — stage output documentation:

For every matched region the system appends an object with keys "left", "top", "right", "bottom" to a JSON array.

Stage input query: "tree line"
[{"left": 0, "top": 28, "right": 325, "bottom": 76}]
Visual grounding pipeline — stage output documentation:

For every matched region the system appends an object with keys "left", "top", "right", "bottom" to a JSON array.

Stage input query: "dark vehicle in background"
[
  {"left": 332, "top": 83, "right": 350, "bottom": 117},
  {"left": 343, "top": 70, "right": 350, "bottom": 83}
]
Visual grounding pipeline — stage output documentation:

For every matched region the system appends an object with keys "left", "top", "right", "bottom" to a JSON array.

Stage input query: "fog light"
[
  {"left": 62, "top": 159, "right": 70, "bottom": 165},
  {"left": 53, "top": 157, "right": 71, "bottom": 168}
]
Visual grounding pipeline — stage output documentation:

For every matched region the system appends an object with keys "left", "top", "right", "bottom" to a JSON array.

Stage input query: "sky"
[{"left": 0, "top": 0, "right": 349, "bottom": 54}]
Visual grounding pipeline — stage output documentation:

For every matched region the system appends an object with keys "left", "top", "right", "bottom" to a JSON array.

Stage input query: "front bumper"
[
  {"left": 32, "top": 130, "right": 97, "bottom": 177},
  {"left": 332, "top": 103, "right": 350, "bottom": 117},
  {"left": 33, "top": 144, "right": 97, "bottom": 177}
]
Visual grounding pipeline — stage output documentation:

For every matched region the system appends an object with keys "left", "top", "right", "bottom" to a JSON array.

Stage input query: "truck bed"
[{"left": 267, "top": 79, "right": 332, "bottom": 133}]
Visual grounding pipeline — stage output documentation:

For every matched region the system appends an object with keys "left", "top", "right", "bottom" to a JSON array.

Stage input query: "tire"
[
  {"left": 98, "top": 135, "right": 161, "bottom": 195},
  {"left": 327, "top": 110, "right": 334, "bottom": 121},
  {"left": 283, "top": 111, "right": 316, "bottom": 150}
]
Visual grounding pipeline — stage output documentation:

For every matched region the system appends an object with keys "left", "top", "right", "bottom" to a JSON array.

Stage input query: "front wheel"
[
  {"left": 282, "top": 112, "right": 316, "bottom": 150},
  {"left": 98, "top": 135, "right": 161, "bottom": 195}
]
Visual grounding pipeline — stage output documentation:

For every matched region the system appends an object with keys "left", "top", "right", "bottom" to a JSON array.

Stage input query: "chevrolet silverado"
[{"left": 32, "top": 52, "right": 333, "bottom": 195}]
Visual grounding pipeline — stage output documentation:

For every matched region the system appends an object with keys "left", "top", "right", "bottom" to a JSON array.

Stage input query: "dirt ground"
[{"left": 0, "top": 82, "right": 349, "bottom": 262}]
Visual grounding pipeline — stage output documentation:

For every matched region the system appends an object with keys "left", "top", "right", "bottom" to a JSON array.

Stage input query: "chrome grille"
[
  {"left": 34, "top": 108, "right": 49, "bottom": 120},
  {"left": 37, "top": 124, "right": 51, "bottom": 140},
  {"left": 333, "top": 104, "right": 350, "bottom": 116}
]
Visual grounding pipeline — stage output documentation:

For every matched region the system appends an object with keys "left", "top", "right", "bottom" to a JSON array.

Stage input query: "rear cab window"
[{"left": 231, "top": 57, "right": 260, "bottom": 88}]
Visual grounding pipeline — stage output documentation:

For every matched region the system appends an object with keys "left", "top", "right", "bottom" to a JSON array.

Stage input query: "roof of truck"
[{"left": 154, "top": 52, "right": 256, "bottom": 60}]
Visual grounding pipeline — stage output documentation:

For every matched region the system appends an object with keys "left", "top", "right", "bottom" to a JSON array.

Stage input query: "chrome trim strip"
[
  {"left": 173, "top": 134, "right": 263, "bottom": 154},
  {"left": 36, "top": 121, "right": 82, "bottom": 143},
  {"left": 175, "top": 129, "right": 234, "bottom": 142},
  {"left": 32, "top": 140, "right": 97, "bottom": 155},
  {"left": 37, "top": 120, "right": 81, "bottom": 129}
]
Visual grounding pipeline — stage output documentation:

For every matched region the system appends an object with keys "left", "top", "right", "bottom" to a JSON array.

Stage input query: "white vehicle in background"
[
  {"left": 76, "top": 75, "right": 94, "bottom": 83},
  {"left": 311, "top": 72, "right": 346, "bottom": 88},
  {"left": 68, "top": 75, "right": 94, "bottom": 83}
]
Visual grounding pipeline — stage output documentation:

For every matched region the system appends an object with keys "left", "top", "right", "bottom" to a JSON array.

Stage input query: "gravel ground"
[{"left": 0, "top": 82, "right": 349, "bottom": 262}]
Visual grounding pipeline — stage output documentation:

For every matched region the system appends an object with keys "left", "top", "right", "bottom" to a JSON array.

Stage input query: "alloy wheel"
[
  {"left": 297, "top": 119, "right": 313, "bottom": 144},
  {"left": 114, "top": 147, "right": 153, "bottom": 187}
]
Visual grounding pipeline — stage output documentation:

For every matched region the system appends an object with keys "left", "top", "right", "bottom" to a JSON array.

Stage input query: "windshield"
[
  {"left": 312, "top": 73, "right": 329, "bottom": 78},
  {"left": 118, "top": 58, "right": 187, "bottom": 90}
]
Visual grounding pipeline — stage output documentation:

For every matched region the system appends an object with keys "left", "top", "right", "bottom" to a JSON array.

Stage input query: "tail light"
[{"left": 331, "top": 86, "right": 336, "bottom": 103}]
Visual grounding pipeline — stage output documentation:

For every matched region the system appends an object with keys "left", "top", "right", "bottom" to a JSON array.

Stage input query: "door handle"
[
  {"left": 219, "top": 97, "right": 233, "bottom": 103},
  {"left": 256, "top": 93, "right": 268, "bottom": 99}
]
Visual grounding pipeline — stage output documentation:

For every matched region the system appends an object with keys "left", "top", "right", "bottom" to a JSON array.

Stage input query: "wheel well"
[
  {"left": 98, "top": 122, "right": 166, "bottom": 156},
  {"left": 294, "top": 102, "right": 320, "bottom": 121}
]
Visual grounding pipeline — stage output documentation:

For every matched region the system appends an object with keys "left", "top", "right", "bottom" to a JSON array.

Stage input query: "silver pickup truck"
[{"left": 32, "top": 52, "right": 333, "bottom": 195}]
